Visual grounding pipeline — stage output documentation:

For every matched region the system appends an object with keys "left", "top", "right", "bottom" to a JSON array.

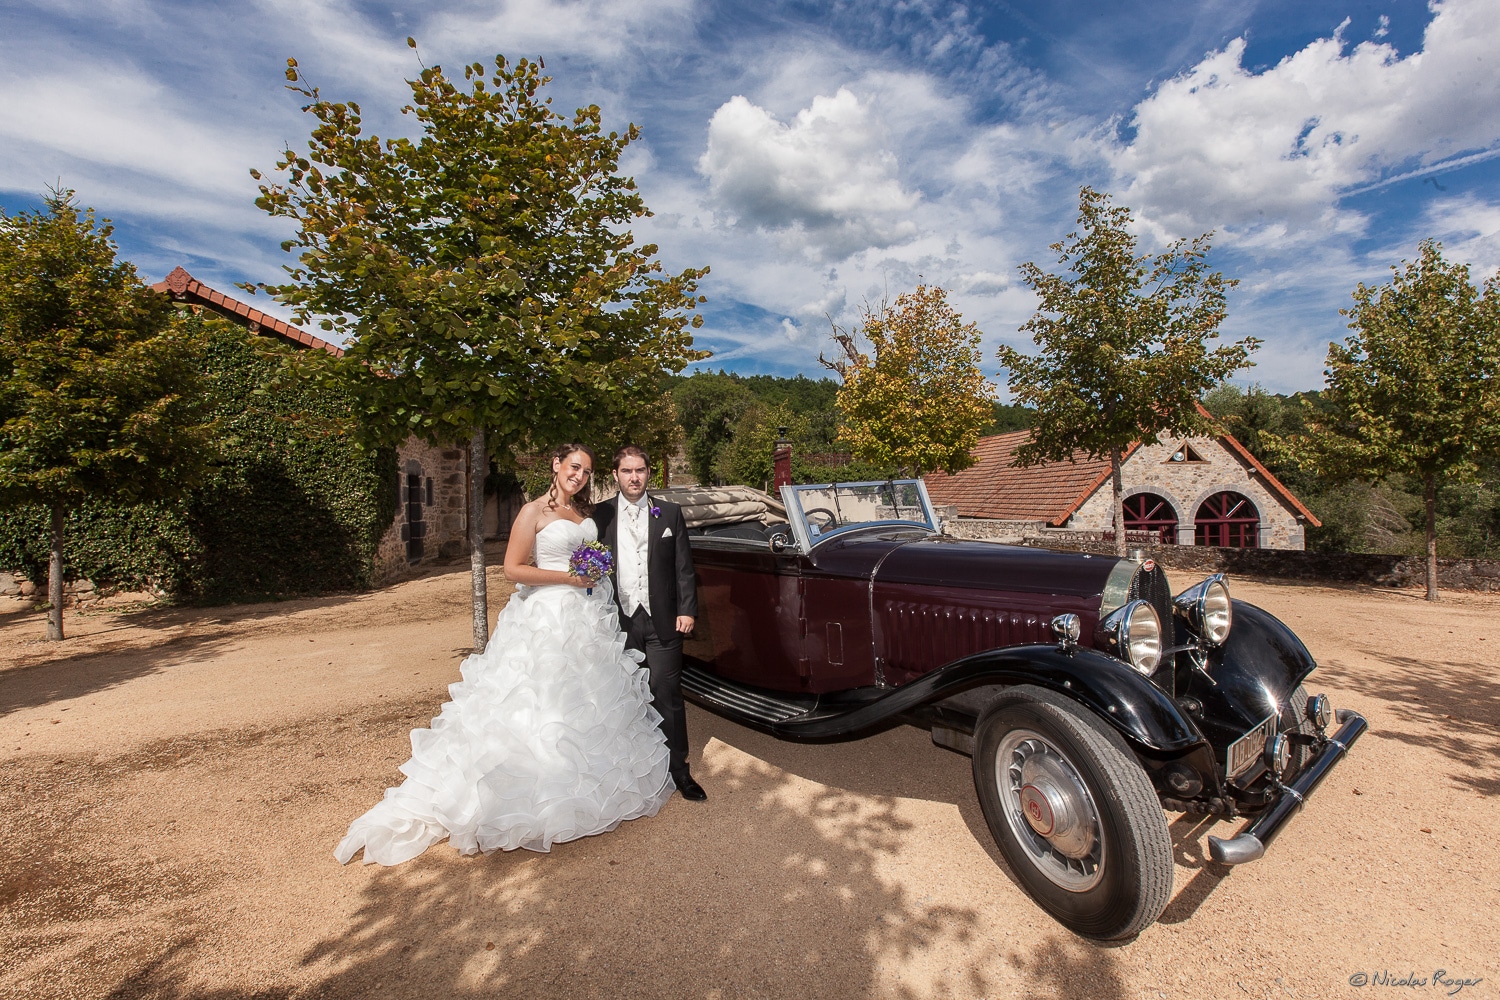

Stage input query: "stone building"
[
  {"left": 153, "top": 266, "right": 512, "bottom": 582},
  {"left": 924, "top": 406, "right": 1319, "bottom": 550}
]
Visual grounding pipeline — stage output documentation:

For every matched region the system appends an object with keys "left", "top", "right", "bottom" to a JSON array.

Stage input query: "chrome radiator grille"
[{"left": 1128, "top": 561, "right": 1174, "bottom": 640}]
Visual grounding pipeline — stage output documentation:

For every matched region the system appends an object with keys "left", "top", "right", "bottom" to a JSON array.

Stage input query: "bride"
[{"left": 334, "top": 444, "right": 673, "bottom": 866}]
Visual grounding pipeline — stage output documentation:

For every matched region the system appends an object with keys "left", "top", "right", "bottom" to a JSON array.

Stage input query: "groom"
[{"left": 592, "top": 445, "right": 706, "bottom": 802}]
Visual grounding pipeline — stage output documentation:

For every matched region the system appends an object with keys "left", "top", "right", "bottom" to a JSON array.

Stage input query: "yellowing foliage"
[{"left": 826, "top": 285, "right": 994, "bottom": 478}]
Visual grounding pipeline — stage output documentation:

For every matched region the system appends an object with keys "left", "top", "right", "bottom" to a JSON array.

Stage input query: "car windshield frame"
[{"left": 779, "top": 479, "right": 939, "bottom": 552}]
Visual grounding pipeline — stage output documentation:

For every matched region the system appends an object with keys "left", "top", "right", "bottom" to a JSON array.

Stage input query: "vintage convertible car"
[{"left": 660, "top": 480, "right": 1367, "bottom": 939}]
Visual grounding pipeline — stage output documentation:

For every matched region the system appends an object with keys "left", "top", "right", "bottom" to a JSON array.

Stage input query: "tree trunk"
[
  {"left": 1110, "top": 448, "right": 1127, "bottom": 558},
  {"left": 47, "top": 503, "right": 65, "bottom": 641},
  {"left": 469, "top": 426, "right": 490, "bottom": 650},
  {"left": 1425, "top": 474, "right": 1439, "bottom": 602}
]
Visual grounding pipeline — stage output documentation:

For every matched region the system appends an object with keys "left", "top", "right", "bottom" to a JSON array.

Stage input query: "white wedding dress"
[{"left": 335, "top": 518, "right": 673, "bottom": 865}]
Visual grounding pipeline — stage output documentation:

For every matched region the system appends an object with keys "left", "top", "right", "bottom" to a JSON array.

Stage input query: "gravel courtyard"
[{"left": 1, "top": 564, "right": 1495, "bottom": 1000}]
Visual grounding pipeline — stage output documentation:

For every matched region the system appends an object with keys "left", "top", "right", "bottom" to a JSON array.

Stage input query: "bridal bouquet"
[{"left": 569, "top": 541, "right": 614, "bottom": 595}]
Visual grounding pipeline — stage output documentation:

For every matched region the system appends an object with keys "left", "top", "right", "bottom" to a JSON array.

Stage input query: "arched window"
[
  {"left": 1195, "top": 491, "right": 1259, "bottom": 548},
  {"left": 1123, "top": 492, "right": 1179, "bottom": 543}
]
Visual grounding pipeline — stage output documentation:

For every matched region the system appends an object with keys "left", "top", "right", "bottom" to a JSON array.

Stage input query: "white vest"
[{"left": 617, "top": 493, "right": 651, "bottom": 616}]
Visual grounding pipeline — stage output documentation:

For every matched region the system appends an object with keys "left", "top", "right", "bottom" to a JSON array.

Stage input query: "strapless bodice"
[{"left": 535, "top": 518, "right": 596, "bottom": 572}]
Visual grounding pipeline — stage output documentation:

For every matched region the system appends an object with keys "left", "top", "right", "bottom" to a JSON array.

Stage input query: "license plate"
[{"left": 1227, "top": 714, "right": 1276, "bottom": 778}]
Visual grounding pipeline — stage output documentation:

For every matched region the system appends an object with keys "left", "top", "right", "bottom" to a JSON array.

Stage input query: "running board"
[{"left": 681, "top": 664, "right": 812, "bottom": 726}]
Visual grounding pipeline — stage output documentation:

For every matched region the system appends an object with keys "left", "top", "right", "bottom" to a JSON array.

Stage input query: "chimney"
[{"left": 772, "top": 426, "right": 792, "bottom": 489}]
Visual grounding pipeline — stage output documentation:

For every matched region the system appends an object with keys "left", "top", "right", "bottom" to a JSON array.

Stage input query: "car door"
[
  {"left": 800, "top": 531, "right": 916, "bottom": 693},
  {"left": 685, "top": 538, "right": 809, "bottom": 692}
]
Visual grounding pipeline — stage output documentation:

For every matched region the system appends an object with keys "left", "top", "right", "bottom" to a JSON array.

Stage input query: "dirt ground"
[{"left": 0, "top": 560, "right": 1496, "bottom": 1000}]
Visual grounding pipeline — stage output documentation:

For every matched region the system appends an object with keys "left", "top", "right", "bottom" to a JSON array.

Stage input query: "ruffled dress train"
[{"left": 335, "top": 518, "right": 672, "bottom": 865}]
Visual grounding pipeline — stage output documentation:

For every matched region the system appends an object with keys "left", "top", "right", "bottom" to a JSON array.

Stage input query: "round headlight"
[
  {"left": 1050, "top": 613, "right": 1082, "bottom": 645},
  {"left": 1202, "top": 579, "right": 1232, "bottom": 644},
  {"left": 1265, "top": 733, "right": 1290, "bottom": 776},
  {"left": 1307, "top": 693, "right": 1334, "bottom": 730},
  {"left": 1125, "top": 601, "right": 1163, "bottom": 674},
  {"left": 1096, "top": 599, "right": 1162, "bottom": 675},
  {"left": 1173, "top": 574, "right": 1233, "bottom": 647}
]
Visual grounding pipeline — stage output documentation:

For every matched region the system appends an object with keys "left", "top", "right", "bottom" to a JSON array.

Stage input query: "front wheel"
[
  {"left": 973, "top": 686, "right": 1173, "bottom": 939},
  {"left": 1278, "top": 684, "right": 1316, "bottom": 782}
]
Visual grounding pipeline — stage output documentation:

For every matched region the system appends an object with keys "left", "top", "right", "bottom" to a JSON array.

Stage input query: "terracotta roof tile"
[
  {"left": 151, "top": 266, "right": 344, "bottom": 358},
  {"left": 925, "top": 431, "right": 1117, "bottom": 525}
]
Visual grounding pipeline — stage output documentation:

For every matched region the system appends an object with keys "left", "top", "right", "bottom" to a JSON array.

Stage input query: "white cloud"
[
  {"left": 1111, "top": 0, "right": 1500, "bottom": 239},
  {"left": 424, "top": 0, "right": 696, "bottom": 64},
  {"left": 698, "top": 89, "right": 920, "bottom": 259},
  {"left": 0, "top": 67, "right": 263, "bottom": 202},
  {"left": 1418, "top": 195, "right": 1500, "bottom": 278}
]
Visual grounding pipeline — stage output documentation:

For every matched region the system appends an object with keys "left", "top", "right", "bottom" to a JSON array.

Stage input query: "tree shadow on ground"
[
  {"left": 694, "top": 708, "right": 1231, "bottom": 945},
  {"left": 3, "top": 699, "right": 1134, "bottom": 1000},
  {"left": 0, "top": 604, "right": 41, "bottom": 625},
  {"left": 0, "top": 696, "right": 438, "bottom": 1000},
  {"left": 0, "top": 627, "right": 249, "bottom": 718},
  {"left": 1319, "top": 651, "right": 1500, "bottom": 795},
  {"left": 0, "top": 565, "right": 505, "bottom": 718}
]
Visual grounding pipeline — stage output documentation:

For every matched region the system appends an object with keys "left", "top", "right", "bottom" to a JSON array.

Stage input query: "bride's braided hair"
[{"left": 546, "top": 443, "right": 595, "bottom": 516}]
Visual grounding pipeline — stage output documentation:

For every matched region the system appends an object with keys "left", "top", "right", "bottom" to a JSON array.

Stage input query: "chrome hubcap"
[{"left": 996, "top": 728, "right": 1105, "bottom": 892}]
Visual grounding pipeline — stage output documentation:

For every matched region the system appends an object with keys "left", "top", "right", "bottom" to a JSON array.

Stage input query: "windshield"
[{"left": 782, "top": 480, "right": 938, "bottom": 550}]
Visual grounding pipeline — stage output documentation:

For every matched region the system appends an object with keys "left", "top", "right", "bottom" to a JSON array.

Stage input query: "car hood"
[{"left": 873, "top": 534, "right": 1124, "bottom": 600}]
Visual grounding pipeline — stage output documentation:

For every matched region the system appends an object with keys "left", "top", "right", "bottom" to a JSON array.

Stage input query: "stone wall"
[
  {"left": 1066, "top": 433, "right": 1308, "bottom": 549},
  {"left": 942, "top": 518, "right": 1047, "bottom": 543},
  {"left": 372, "top": 437, "right": 470, "bottom": 585},
  {"left": 940, "top": 516, "right": 1499, "bottom": 592},
  {"left": 0, "top": 571, "right": 158, "bottom": 606},
  {"left": 1024, "top": 536, "right": 1500, "bottom": 593}
]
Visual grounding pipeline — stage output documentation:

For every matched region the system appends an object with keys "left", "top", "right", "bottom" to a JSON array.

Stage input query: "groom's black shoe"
[{"left": 673, "top": 769, "right": 707, "bottom": 802}]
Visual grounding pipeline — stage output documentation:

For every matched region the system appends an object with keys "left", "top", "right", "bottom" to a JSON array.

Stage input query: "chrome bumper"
[{"left": 1208, "top": 709, "right": 1369, "bottom": 865}]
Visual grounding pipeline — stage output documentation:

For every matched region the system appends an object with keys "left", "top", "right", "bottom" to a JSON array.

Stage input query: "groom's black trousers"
[{"left": 623, "top": 606, "right": 688, "bottom": 776}]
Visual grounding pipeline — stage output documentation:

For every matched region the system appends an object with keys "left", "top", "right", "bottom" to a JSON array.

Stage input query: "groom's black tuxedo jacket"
[{"left": 590, "top": 496, "right": 698, "bottom": 645}]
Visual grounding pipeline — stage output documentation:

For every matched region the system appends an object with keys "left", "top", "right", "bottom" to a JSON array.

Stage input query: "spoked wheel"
[{"left": 973, "top": 686, "right": 1173, "bottom": 940}]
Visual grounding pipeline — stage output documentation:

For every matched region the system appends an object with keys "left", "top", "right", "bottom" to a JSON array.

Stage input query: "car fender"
[{"left": 1182, "top": 599, "right": 1319, "bottom": 749}]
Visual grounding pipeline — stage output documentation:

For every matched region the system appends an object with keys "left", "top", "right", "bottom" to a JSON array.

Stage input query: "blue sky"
[{"left": 2, "top": 0, "right": 1497, "bottom": 394}]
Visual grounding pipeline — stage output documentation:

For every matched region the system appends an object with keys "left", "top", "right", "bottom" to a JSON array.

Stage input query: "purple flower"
[
  {"left": 569, "top": 541, "right": 614, "bottom": 594},
  {"left": 649, "top": 505, "right": 662, "bottom": 518}
]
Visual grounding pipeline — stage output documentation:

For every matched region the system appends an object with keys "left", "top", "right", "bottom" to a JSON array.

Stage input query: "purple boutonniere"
[{"left": 649, "top": 505, "right": 662, "bottom": 518}]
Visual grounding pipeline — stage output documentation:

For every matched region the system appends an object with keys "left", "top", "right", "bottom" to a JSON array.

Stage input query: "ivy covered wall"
[{"left": 0, "top": 318, "right": 397, "bottom": 602}]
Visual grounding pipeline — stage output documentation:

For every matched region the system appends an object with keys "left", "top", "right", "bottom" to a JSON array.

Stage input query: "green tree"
[
  {"left": 821, "top": 284, "right": 994, "bottom": 477},
  {"left": 253, "top": 47, "right": 707, "bottom": 648},
  {"left": 1266, "top": 240, "right": 1500, "bottom": 599},
  {"left": 1200, "top": 383, "right": 1305, "bottom": 462},
  {"left": 673, "top": 372, "right": 756, "bottom": 484},
  {"left": 0, "top": 191, "right": 211, "bottom": 639},
  {"left": 997, "top": 186, "right": 1256, "bottom": 557},
  {"left": 980, "top": 401, "right": 1034, "bottom": 436},
  {"left": 713, "top": 402, "right": 807, "bottom": 489},
  {"left": 607, "top": 381, "right": 684, "bottom": 488}
]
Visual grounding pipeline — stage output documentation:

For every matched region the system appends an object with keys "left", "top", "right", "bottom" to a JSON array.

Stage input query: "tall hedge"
[{"left": 0, "top": 317, "right": 397, "bottom": 602}]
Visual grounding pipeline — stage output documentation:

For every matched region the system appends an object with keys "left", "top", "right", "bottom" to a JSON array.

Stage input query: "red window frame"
[
  {"left": 1194, "top": 491, "right": 1259, "bottom": 548},
  {"left": 1122, "top": 492, "right": 1179, "bottom": 544}
]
